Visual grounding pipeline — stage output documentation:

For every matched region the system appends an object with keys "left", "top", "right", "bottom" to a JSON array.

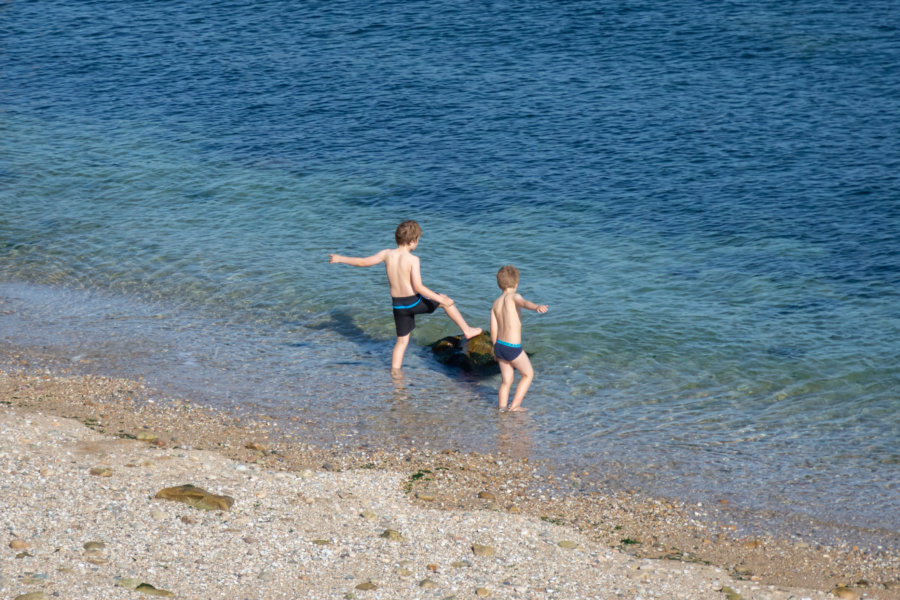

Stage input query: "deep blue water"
[{"left": 1, "top": 0, "right": 898, "bottom": 540}]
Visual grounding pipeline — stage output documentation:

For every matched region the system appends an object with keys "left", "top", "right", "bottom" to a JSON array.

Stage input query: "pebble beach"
[{"left": 1, "top": 359, "right": 898, "bottom": 600}]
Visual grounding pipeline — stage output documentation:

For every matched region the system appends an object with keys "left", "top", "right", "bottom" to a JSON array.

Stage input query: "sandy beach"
[{"left": 1, "top": 362, "right": 898, "bottom": 600}]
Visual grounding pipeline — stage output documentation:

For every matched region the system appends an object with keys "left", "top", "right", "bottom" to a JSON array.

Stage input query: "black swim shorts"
[{"left": 391, "top": 294, "right": 440, "bottom": 337}]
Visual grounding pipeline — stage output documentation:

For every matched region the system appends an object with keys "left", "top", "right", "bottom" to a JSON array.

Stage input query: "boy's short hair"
[
  {"left": 395, "top": 220, "right": 422, "bottom": 245},
  {"left": 496, "top": 265, "right": 520, "bottom": 289}
]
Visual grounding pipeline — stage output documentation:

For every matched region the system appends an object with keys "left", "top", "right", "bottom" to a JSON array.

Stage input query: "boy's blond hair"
[
  {"left": 395, "top": 220, "right": 422, "bottom": 246},
  {"left": 496, "top": 265, "right": 520, "bottom": 289}
]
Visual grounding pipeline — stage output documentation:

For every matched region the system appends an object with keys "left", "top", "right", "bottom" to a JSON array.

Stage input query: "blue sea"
[{"left": 2, "top": 1, "right": 898, "bottom": 542}]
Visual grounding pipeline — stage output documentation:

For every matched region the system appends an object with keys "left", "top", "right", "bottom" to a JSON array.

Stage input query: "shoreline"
[
  {"left": 2, "top": 362, "right": 898, "bottom": 599},
  {"left": 2, "top": 281, "right": 896, "bottom": 542}
]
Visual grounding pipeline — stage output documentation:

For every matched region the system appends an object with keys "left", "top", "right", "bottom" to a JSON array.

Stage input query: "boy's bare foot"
[
  {"left": 507, "top": 406, "right": 528, "bottom": 412},
  {"left": 464, "top": 327, "right": 483, "bottom": 339},
  {"left": 498, "top": 406, "right": 508, "bottom": 412},
  {"left": 391, "top": 368, "right": 404, "bottom": 380}
]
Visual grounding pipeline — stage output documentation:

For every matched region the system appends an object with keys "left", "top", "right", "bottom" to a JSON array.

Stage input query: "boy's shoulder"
[
  {"left": 493, "top": 290, "right": 518, "bottom": 305},
  {"left": 389, "top": 247, "right": 418, "bottom": 260}
]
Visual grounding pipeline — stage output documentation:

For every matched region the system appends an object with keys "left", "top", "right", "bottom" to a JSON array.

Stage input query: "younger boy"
[
  {"left": 329, "top": 220, "right": 482, "bottom": 374},
  {"left": 490, "top": 265, "right": 548, "bottom": 412}
]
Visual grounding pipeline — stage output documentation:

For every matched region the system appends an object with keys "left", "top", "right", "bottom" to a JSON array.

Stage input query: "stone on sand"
[{"left": 155, "top": 484, "right": 234, "bottom": 511}]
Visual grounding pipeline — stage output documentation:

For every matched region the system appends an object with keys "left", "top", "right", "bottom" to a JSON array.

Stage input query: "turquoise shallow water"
[{"left": 1, "top": 0, "right": 898, "bottom": 538}]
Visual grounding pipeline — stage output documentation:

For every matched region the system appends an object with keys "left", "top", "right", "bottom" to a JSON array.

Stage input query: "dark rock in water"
[{"left": 429, "top": 332, "right": 498, "bottom": 373}]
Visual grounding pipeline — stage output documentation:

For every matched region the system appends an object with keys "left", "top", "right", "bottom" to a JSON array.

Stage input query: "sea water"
[{"left": 1, "top": 0, "right": 898, "bottom": 540}]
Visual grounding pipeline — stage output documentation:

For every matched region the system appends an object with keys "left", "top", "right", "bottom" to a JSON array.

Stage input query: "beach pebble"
[
  {"left": 379, "top": 529, "right": 405, "bottom": 541},
  {"left": 135, "top": 582, "right": 175, "bottom": 597},
  {"left": 355, "top": 581, "right": 378, "bottom": 590},
  {"left": 472, "top": 544, "right": 495, "bottom": 557},
  {"left": 720, "top": 586, "right": 742, "bottom": 600},
  {"left": 832, "top": 587, "right": 858, "bottom": 600},
  {"left": 15, "top": 593, "right": 49, "bottom": 600},
  {"left": 116, "top": 578, "right": 142, "bottom": 589},
  {"left": 9, "top": 539, "right": 29, "bottom": 551},
  {"left": 558, "top": 540, "right": 578, "bottom": 549},
  {"left": 83, "top": 540, "right": 105, "bottom": 552}
]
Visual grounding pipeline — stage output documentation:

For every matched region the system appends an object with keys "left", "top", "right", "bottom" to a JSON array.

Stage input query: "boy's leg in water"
[
  {"left": 497, "top": 359, "right": 514, "bottom": 411},
  {"left": 508, "top": 352, "right": 534, "bottom": 411}
]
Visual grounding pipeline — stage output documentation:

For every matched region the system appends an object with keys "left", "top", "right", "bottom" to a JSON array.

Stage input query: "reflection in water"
[{"left": 495, "top": 411, "right": 535, "bottom": 460}]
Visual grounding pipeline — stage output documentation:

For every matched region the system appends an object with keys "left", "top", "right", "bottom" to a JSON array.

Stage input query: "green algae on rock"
[{"left": 429, "top": 332, "right": 498, "bottom": 373}]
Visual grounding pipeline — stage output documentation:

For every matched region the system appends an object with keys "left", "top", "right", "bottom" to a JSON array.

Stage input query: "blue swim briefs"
[{"left": 494, "top": 340, "right": 523, "bottom": 362}]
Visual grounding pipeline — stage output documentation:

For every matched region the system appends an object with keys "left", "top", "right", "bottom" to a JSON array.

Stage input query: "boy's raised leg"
[{"left": 441, "top": 302, "right": 482, "bottom": 339}]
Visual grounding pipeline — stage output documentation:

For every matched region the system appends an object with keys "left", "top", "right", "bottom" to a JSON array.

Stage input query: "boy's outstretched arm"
[
  {"left": 515, "top": 294, "right": 549, "bottom": 313},
  {"left": 329, "top": 249, "right": 388, "bottom": 267}
]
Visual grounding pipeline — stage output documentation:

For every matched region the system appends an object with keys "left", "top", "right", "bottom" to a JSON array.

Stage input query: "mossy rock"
[{"left": 429, "top": 332, "right": 499, "bottom": 374}]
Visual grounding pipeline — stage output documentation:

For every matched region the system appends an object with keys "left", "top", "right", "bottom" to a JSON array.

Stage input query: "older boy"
[
  {"left": 490, "top": 265, "right": 548, "bottom": 412},
  {"left": 329, "top": 220, "right": 482, "bottom": 374}
]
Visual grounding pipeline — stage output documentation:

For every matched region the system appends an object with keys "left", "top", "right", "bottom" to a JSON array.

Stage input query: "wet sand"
[{"left": 1, "top": 351, "right": 898, "bottom": 599}]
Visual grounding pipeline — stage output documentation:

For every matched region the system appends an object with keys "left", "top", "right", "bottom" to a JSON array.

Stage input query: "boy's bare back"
[
  {"left": 491, "top": 291, "right": 524, "bottom": 345},
  {"left": 383, "top": 247, "right": 419, "bottom": 298}
]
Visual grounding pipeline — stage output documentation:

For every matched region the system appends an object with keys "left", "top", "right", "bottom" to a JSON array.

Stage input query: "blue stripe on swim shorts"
[
  {"left": 496, "top": 340, "right": 522, "bottom": 348},
  {"left": 393, "top": 296, "right": 422, "bottom": 309}
]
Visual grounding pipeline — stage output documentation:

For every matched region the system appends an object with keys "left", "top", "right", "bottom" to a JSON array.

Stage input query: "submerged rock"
[
  {"left": 428, "top": 332, "right": 498, "bottom": 373},
  {"left": 155, "top": 484, "right": 234, "bottom": 511}
]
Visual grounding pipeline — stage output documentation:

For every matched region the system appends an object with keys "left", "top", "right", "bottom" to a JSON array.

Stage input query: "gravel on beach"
[{"left": 1, "top": 367, "right": 898, "bottom": 600}]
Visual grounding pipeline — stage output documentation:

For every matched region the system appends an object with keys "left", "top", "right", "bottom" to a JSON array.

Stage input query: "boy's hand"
[
  {"left": 536, "top": 304, "right": 549, "bottom": 314},
  {"left": 328, "top": 254, "right": 341, "bottom": 264}
]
